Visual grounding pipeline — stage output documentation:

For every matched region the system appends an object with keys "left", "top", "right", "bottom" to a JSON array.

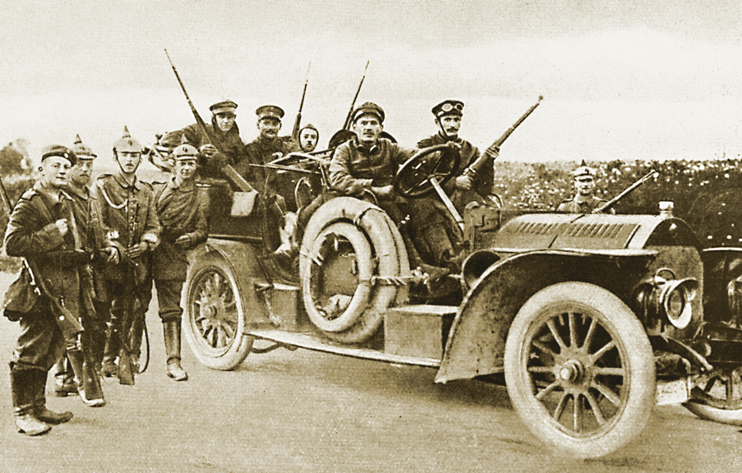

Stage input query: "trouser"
[
  {"left": 102, "top": 278, "right": 150, "bottom": 363},
  {"left": 153, "top": 278, "right": 185, "bottom": 323},
  {"left": 11, "top": 306, "right": 66, "bottom": 373}
]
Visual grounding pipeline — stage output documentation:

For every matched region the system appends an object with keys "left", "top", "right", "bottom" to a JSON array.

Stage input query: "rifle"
[
  {"left": 0, "top": 177, "right": 84, "bottom": 339},
  {"left": 164, "top": 49, "right": 256, "bottom": 194},
  {"left": 342, "top": 60, "right": 370, "bottom": 130},
  {"left": 291, "top": 62, "right": 311, "bottom": 140},
  {"left": 594, "top": 170, "right": 659, "bottom": 214},
  {"left": 465, "top": 95, "right": 543, "bottom": 179}
]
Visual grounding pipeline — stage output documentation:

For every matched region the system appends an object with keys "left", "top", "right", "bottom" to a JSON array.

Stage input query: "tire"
[
  {"left": 300, "top": 197, "right": 407, "bottom": 343},
  {"left": 504, "top": 282, "right": 655, "bottom": 459},
  {"left": 684, "top": 368, "right": 742, "bottom": 425},
  {"left": 184, "top": 258, "right": 254, "bottom": 370}
]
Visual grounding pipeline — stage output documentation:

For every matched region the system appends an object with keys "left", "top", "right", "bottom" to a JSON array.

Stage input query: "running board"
[{"left": 246, "top": 328, "right": 442, "bottom": 368}]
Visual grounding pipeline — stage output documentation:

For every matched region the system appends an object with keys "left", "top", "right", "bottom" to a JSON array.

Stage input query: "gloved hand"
[
  {"left": 174, "top": 234, "right": 192, "bottom": 250},
  {"left": 454, "top": 175, "right": 473, "bottom": 190},
  {"left": 199, "top": 144, "right": 218, "bottom": 158}
]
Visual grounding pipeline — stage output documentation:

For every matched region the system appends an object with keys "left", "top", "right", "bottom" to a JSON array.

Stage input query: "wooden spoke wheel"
[
  {"left": 184, "top": 258, "right": 254, "bottom": 370},
  {"left": 684, "top": 367, "right": 742, "bottom": 425},
  {"left": 504, "top": 282, "right": 655, "bottom": 459}
]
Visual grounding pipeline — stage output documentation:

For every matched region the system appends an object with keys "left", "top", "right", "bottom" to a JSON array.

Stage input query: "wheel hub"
[{"left": 558, "top": 359, "right": 586, "bottom": 383}]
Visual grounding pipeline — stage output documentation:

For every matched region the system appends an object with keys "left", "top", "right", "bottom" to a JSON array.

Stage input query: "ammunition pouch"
[{"left": 2, "top": 267, "right": 40, "bottom": 321}]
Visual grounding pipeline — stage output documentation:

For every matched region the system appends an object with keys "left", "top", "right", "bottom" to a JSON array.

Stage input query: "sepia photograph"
[{"left": 1, "top": 1, "right": 742, "bottom": 471}]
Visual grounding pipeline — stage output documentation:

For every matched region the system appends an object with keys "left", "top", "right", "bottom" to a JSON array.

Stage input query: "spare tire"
[{"left": 300, "top": 197, "right": 409, "bottom": 343}]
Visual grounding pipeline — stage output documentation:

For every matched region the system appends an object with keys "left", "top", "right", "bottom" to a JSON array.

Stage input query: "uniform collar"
[
  {"left": 34, "top": 180, "right": 66, "bottom": 206},
  {"left": 66, "top": 183, "right": 90, "bottom": 201},
  {"left": 351, "top": 136, "right": 380, "bottom": 154},
  {"left": 113, "top": 170, "right": 141, "bottom": 190},
  {"left": 436, "top": 132, "right": 461, "bottom": 144},
  {"left": 168, "top": 176, "right": 195, "bottom": 192}
]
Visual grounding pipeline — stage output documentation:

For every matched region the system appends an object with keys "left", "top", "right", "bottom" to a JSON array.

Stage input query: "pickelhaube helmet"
[
  {"left": 171, "top": 134, "right": 199, "bottom": 160},
  {"left": 113, "top": 126, "right": 143, "bottom": 154},
  {"left": 432, "top": 99, "right": 464, "bottom": 118},
  {"left": 351, "top": 102, "right": 385, "bottom": 124},
  {"left": 71, "top": 134, "right": 96, "bottom": 159},
  {"left": 572, "top": 160, "right": 596, "bottom": 179},
  {"left": 41, "top": 144, "right": 77, "bottom": 166}
]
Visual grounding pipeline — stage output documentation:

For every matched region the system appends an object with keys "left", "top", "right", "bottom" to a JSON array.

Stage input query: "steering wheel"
[{"left": 393, "top": 142, "right": 460, "bottom": 198}]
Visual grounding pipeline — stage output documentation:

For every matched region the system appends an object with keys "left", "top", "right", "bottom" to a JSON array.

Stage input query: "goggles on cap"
[
  {"left": 576, "top": 176, "right": 594, "bottom": 183},
  {"left": 441, "top": 102, "right": 464, "bottom": 113}
]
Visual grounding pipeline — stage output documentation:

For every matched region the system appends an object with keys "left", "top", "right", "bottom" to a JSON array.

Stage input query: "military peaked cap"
[
  {"left": 432, "top": 99, "right": 464, "bottom": 118},
  {"left": 113, "top": 126, "right": 143, "bottom": 153},
  {"left": 256, "top": 105, "right": 284, "bottom": 121},
  {"left": 352, "top": 102, "right": 385, "bottom": 124},
  {"left": 210, "top": 100, "right": 238, "bottom": 115},
  {"left": 41, "top": 144, "right": 77, "bottom": 166},
  {"left": 71, "top": 134, "right": 96, "bottom": 159}
]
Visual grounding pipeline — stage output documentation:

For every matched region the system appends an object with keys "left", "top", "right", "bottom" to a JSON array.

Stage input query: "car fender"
[{"left": 435, "top": 249, "right": 657, "bottom": 383}]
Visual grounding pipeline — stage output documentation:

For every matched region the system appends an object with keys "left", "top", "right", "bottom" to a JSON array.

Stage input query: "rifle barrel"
[{"left": 343, "top": 60, "right": 370, "bottom": 130}]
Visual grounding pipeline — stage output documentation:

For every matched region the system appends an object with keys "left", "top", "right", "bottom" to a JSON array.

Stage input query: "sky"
[{"left": 1, "top": 0, "right": 742, "bottom": 169}]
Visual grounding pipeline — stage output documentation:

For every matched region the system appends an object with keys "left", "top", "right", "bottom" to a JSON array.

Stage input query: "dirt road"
[{"left": 0, "top": 271, "right": 740, "bottom": 472}]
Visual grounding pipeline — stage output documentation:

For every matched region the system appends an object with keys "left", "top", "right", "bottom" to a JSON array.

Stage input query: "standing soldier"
[
  {"left": 93, "top": 127, "right": 160, "bottom": 383},
  {"left": 50, "top": 135, "right": 114, "bottom": 406},
  {"left": 298, "top": 124, "right": 319, "bottom": 153},
  {"left": 417, "top": 100, "right": 496, "bottom": 215},
  {"left": 557, "top": 161, "right": 614, "bottom": 214},
  {"left": 161, "top": 100, "right": 247, "bottom": 178},
  {"left": 4, "top": 145, "right": 83, "bottom": 434},
  {"left": 234, "top": 105, "right": 300, "bottom": 187},
  {"left": 152, "top": 140, "right": 209, "bottom": 381}
]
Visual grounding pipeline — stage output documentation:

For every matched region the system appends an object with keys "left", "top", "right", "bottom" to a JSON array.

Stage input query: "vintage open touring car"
[{"left": 181, "top": 143, "right": 742, "bottom": 459}]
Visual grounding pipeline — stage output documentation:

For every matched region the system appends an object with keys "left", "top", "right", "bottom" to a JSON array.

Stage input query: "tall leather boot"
[
  {"left": 400, "top": 229, "right": 450, "bottom": 289},
  {"left": 53, "top": 355, "right": 78, "bottom": 397},
  {"left": 31, "top": 369, "right": 73, "bottom": 425},
  {"left": 163, "top": 320, "right": 188, "bottom": 381},
  {"left": 67, "top": 349, "right": 105, "bottom": 408},
  {"left": 11, "top": 369, "right": 51, "bottom": 436}
]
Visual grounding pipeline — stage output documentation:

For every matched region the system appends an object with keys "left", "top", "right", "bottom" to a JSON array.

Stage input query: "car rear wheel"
[
  {"left": 684, "top": 367, "right": 742, "bottom": 425},
  {"left": 504, "top": 282, "right": 655, "bottom": 459},
  {"left": 184, "top": 258, "right": 254, "bottom": 370}
]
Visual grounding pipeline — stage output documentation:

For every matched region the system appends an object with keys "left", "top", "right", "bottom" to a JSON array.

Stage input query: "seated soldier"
[
  {"left": 418, "top": 99, "right": 497, "bottom": 215},
  {"left": 328, "top": 102, "right": 464, "bottom": 279},
  {"left": 558, "top": 161, "right": 615, "bottom": 214}
]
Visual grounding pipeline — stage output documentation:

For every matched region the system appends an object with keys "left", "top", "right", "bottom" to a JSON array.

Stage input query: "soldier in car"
[
  {"left": 329, "top": 102, "right": 463, "bottom": 278},
  {"left": 418, "top": 99, "right": 496, "bottom": 215},
  {"left": 152, "top": 141, "right": 209, "bottom": 381},
  {"left": 93, "top": 127, "right": 160, "bottom": 380},
  {"left": 558, "top": 161, "right": 614, "bottom": 214},
  {"left": 161, "top": 100, "right": 247, "bottom": 178},
  {"left": 298, "top": 124, "right": 319, "bottom": 153}
]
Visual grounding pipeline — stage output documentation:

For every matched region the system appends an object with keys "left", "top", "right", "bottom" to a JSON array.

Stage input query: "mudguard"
[{"left": 434, "top": 249, "right": 658, "bottom": 383}]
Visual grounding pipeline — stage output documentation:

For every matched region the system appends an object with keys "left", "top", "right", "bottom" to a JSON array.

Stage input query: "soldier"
[
  {"left": 298, "top": 124, "right": 319, "bottom": 153},
  {"left": 93, "top": 127, "right": 160, "bottom": 382},
  {"left": 557, "top": 161, "right": 614, "bottom": 214},
  {"left": 234, "top": 105, "right": 300, "bottom": 188},
  {"left": 49, "top": 135, "right": 114, "bottom": 407},
  {"left": 417, "top": 100, "right": 496, "bottom": 215},
  {"left": 152, "top": 141, "right": 208, "bottom": 381},
  {"left": 329, "top": 102, "right": 462, "bottom": 279},
  {"left": 4, "top": 145, "right": 86, "bottom": 434},
  {"left": 161, "top": 100, "right": 247, "bottom": 178}
]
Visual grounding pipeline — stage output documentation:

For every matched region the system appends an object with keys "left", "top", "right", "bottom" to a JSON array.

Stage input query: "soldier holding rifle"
[
  {"left": 49, "top": 135, "right": 113, "bottom": 407},
  {"left": 418, "top": 100, "right": 496, "bottom": 215},
  {"left": 152, "top": 141, "right": 209, "bottom": 381},
  {"left": 162, "top": 99, "right": 248, "bottom": 179},
  {"left": 558, "top": 161, "right": 615, "bottom": 214},
  {"left": 93, "top": 127, "right": 160, "bottom": 383},
  {"left": 3, "top": 145, "right": 102, "bottom": 435}
]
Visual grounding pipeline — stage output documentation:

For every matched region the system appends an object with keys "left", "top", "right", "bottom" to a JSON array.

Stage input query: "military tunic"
[
  {"left": 235, "top": 135, "right": 300, "bottom": 192},
  {"left": 152, "top": 177, "right": 209, "bottom": 322},
  {"left": 162, "top": 118, "right": 247, "bottom": 178},
  {"left": 417, "top": 132, "right": 494, "bottom": 215},
  {"left": 557, "top": 196, "right": 610, "bottom": 214},
  {"left": 4, "top": 182, "right": 84, "bottom": 370}
]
